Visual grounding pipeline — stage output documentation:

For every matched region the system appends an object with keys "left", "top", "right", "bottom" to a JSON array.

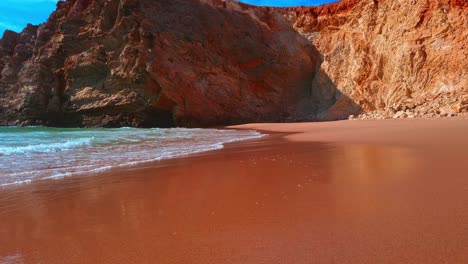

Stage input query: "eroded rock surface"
[
  {"left": 0, "top": 0, "right": 327, "bottom": 127},
  {"left": 278, "top": 0, "right": 467, "bottom": 119},
  {"left": 1, "top": 0, "right": 466, "bottom": 127}
]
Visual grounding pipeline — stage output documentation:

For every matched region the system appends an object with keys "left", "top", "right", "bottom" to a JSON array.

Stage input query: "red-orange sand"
[{"left": 1, "top": 118, "right": 468, "bottom": 263}]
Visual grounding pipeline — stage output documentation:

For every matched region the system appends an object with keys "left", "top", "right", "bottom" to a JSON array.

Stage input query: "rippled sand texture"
[{"left": 1, "top": 118, "right": 468, "bottom": 263}]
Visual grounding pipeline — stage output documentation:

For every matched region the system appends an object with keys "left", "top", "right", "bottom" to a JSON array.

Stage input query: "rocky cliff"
[
  {"left": 0, "top": 0, "right": 335, "bottom": 127},
  {"left": 0, "top": 0, "right": 466, "bottom": 127},
  {"left": 279, "top": 0, "right": 467, "bottom": 119}
]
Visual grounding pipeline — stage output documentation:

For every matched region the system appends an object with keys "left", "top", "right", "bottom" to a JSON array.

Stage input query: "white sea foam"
[
  {"left": 0, "top": 137, "right": 95, "bottom": 155},
  {"left": 0, "top": 179, "right": 32, "bottom": 187},
  {"left": 0, "top": 127, "right": 264, "bottom": 187}
]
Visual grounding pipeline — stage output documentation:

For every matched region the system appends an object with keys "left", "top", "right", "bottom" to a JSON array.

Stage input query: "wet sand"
[{"left": 1, "top": 118, "right": 468, "bottom": 263}]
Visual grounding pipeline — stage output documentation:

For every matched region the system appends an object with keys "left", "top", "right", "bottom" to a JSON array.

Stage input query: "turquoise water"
[{"left": 0, "top": 127, "right": 263, "bottom": 187}]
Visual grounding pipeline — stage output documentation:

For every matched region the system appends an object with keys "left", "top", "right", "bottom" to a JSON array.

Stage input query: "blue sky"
[
  {"left": 1, "top": 0, "right": 336, "bottom": 36},
  {"left": 0, "top": 0, "right": 59, "bottom": 35}
]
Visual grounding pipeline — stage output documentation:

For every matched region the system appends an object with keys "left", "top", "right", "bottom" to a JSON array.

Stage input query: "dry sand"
[{"left": 0, "top": 118, "right": 467, "bottom": 263}]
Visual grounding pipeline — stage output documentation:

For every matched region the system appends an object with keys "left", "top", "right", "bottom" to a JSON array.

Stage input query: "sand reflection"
[{"left": 0, "top": 135, "right": 466, "bottom": 263}]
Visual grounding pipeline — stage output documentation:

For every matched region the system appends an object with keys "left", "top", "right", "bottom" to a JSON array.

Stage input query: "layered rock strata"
[
  {"left": 1, "top": 0, "right": 466, "bottom": 127},
  {"left": 278, "top": 0, "right": 467, "bottom": 119},
  {"left": 0, "top": 0, "right": 334, "bottom": 127}
]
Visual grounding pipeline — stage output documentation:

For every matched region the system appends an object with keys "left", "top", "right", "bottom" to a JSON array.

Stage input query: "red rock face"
[
  {"left": 1, "top": 0, "right": 465, "bottom": 127},
  {"left": 0, "top": 0, "right": 335, "bottom": 127},
  {"left": 278, "top": 0, "right": 467, "bottom": 119}
]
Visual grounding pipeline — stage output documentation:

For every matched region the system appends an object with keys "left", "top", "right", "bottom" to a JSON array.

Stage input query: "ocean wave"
[
  {"left": 0, "top": 137, "right": 95, "bottom": 155},
  {"left": 0, "top": 127, "right": 264, "bottom": 187}
]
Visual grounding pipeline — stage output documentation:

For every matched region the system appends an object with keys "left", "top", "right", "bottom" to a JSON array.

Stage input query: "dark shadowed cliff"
[{"left": 0, "top": 0, "right": 339, "bottom": 127}]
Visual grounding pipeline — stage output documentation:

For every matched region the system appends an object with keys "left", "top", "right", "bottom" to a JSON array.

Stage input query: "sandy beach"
[{"left": 1, "top": 118, "right": 468, "bottom": 263}]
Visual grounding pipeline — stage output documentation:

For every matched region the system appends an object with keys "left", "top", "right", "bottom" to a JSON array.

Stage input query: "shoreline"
[
  {"left": 0, "top": 127, "right": 265, "bottom": 189},
  {"left": 230, "top": 116, "right": 468, "bottom": 147},
  {"left": 0, "top": 134, "right": 271, "bottom": 190},
  {"left": 1, "top": 118, "right": 468, "bottom": 263}
]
